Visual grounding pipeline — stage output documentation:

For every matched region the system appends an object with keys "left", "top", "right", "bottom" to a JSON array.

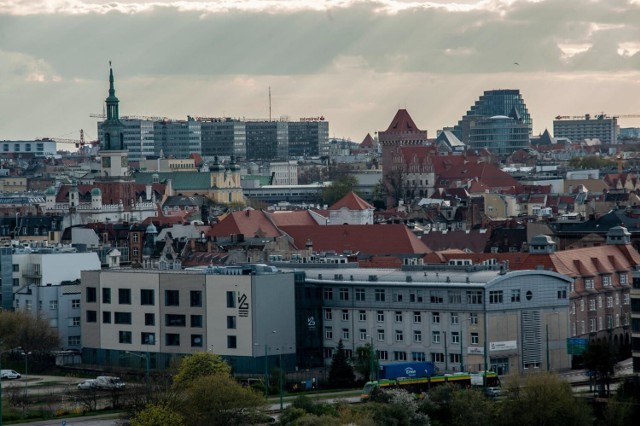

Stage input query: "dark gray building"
[
  {"left": 200, "top": 118, "right": 246, "bottom": 160},
  {"left": 245, "top": 121, "right": 289, "bottom": 161},
  {"left": 287, "top": 120, "right": 329, "bottom": 158}
]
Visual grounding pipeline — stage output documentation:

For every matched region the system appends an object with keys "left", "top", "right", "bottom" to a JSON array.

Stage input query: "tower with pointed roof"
[{"left": 98, "top": 63, "right": 129, "bottom": 179}]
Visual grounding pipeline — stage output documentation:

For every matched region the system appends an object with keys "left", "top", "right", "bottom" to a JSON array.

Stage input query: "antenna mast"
[{"left": 269, "top": 86, "right": 272, "bottom": 121}]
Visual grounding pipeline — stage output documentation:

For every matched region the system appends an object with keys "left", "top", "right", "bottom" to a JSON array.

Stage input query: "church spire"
[{"left": 105, "top": 61, "right": 120, "bottom": 122}]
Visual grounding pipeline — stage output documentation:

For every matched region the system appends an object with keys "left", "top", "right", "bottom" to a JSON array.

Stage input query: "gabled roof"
[
  {"left": 207, "top": 209, "right": 281, "bottom": 238},
  {"left": 361, "top": 133, "right": 375, "bottom": 148},
  {"left": 280, "top": 224, "right": 431, "bottom": 255},
  {"left": 436, "top": 130, "right": 465, "bottom": 147},
  {"left": 384, "top": 109, "right": 423, "bottom": 133},
  {"left": 329, "top": 192, "right": 374, "bottom": 211},
  {"left": 422, "top": 230, "right": 490, "bottom": 253},
  {"left": 268, "top": 210, "right": 321, "bottom": 227}
]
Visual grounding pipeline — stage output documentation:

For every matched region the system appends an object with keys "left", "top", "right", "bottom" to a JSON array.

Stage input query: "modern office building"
[
  {"left": 286, "top": 264, "right": 572, "bottom": 375},
  {"left": 245, "top": 121, "right": 289, "bottom": 161},
  {"left": 553, "top": 114, "right": 619, "bottom": 145},
  {"left": 200, "top": 118, "right": 247, "bottom": 160},
  {"left": 154, "top": 119, "right": 202, "bottom": 159},
  {"left": 80, "top": 265, "right": 296, "bottom": 374},
  {"left": 122, "top": 119, "right": 156, "bottom": 161},
  {"left": 0, "top": 140, "right": 58, "bottom": 157},
  {"left": 454, "top": 89, "right": 532, "bottom": 144},
  {"left": 287, "top": 120, "right": 330, "bottom": 158},
  {"left": 468, "top": 115, "right": 531, "bottom": 156}
]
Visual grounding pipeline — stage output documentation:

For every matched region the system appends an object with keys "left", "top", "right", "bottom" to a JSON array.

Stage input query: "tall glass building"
[
  {"left": 454, "top": 89, "right": 532, "bottom": 144},
  {"left": 468, "top": 116, "right": 530, "bottom": 156}
]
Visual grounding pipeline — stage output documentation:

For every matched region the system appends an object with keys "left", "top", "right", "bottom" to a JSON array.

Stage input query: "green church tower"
[{"left": 99, "top": 62, "right": 129, "bottom": 178}]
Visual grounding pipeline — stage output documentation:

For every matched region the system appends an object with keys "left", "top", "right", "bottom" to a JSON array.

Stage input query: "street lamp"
[
  {"left": 22, "top": 350, "right": 31, "bottom": 418},
  {"left": 125, "top": 351, "right": 150, "bottom": 400}
]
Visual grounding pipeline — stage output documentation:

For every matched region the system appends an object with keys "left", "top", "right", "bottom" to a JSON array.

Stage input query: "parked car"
[
  {"left": 1, "top": 369, "right": 21, "bottom": 380},
  {"left": 95, "top": 376, "right": 126, "bottom": 390},
  {"left": 485, "top": 386, "right": 502, "bottom": 397},
  {"left": 77, "top": 379, "right": 97, "bottom": 390}
]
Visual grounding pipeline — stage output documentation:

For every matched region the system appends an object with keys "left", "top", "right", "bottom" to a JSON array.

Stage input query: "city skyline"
[{"left": 1, "top": 0, "right": 639, "bottom": 143}]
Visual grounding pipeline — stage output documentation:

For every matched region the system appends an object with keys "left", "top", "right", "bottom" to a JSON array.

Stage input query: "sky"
[{"left": 1, "top": 0, "right": 639, "bottom": 144}]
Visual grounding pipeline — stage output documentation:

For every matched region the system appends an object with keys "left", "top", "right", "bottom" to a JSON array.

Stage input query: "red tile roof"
[
  {"left": 329, "top": 192, "right": 374, "bottom": 211},
  {"left": 361, "top": 133, "right": 375, "bottom": 148},
  {"left": 206, "top": 210, "right": 281, "bottom": 238},
  {"left": 280, "top": 224, "right": 431, "bottom": 255},
  {"left": 268, "top": 210, "right": 321, "bottom": 227},
  {"left": 384, "top": 109, "right": 423, "bottom": 133}
]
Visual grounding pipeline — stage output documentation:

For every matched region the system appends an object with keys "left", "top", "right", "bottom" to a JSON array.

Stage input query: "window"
[
  {"left": 324, "top": 348, "right": 334, "bottom": 359},
  {"left": 448, "top": 291, "right": 462, "bottom": 304},
  {"left": 581, "top": 299, "right": 585, "bottom": 311},
  {"left": 432, "top": 312, "right": 440, "bottom": 324},
  {"left": 558, "top": 288, "right": 567, "bottom": 299},
  {"left": 449, "top": 353, "right": 461, "bottom": 364},
  {"left": 585, "top": 278, "right": 594, "bottom": 290},
  {"left": 489, "top": 290, "right": 503, "bottom": 304},
  {"left": 49, "top": 300, "right": 58, "bottom": 310},
  {"left": 12, "top": 264, "right": 18, "bottom": 272},
  {"left": 412, "top": 352, "right": 426, "bottom": 361},
  {"left": 102, "top": 288, "right": 111, "bottom": 304},
  {"left": 140, "top": 289, "right": 155, "bottom": 305},
  {"left": 451, "top": 331, "right": 460, "bottom": 344},
  {"left": 410, "top": 290, "right": 423, "bottom": 303},
  {"left": 145, "top": 313, "right": 155, "bottom": 326},
  {"left": 602, "top": 275, "right": 611, "bottom": 287},
  {"left": 342, "top": 328, "right": 350, "bottom": 340},
  {"left": 378, "top": 350, "right": 388, "bottom": 361},
  {"left": 166, "top": 334, "right": 180, "bottom": 346},
  {"left": 68, "top": 336, "right": 80, "bottom": 346},
  {"left": 511, "top": 289, "right": 521, "bottom": 303},
  {"left": 589, "top": 319, "right": 596, "bottom": 332},
  {"left": 226, "top": 291, "right": 236, "bottom": 307},
  {"left": 359, "top": 310, "right": 367, "bottom": 321},
  {"left": 227, "top": 316, "right": 236, "bottom": 329},
  {"left": 375, "top": 289, "right": 386, "bottom": 302},
  {"left": 467, "top": 291, "right": 483, "bottom": 304},
  {"left": 413, "top": 312, "right": 422, "bottom": 323},
  {"left": 323, "top": 288, "right": 333, "bottom": 301},
  {"left": 470, "top": 313, "right": 478, "bottom": 325},
  {"left": 395, "top": 330, "right": 404, "bottom": 342},
  {"left": 324, "top": 309, "right": 332, "bottom": 321},
  {"left": 430, "top": 291, "right": 443, "bottom": 304},
  {"left": 165, "top": 314, "right": 186, "bottom": 327},
  {"left": 165, "top": 290, "right": 179, "bottom": 306},
  {"left": 619, "top": 273, "right": 628, "bottom": 285},
  {"left": 119, "top": 331, "right": 132, "bottom": 344},
  {"left": 451, "top": 313, "right": 459, "bottom": 324},
  {"left": 624, "top": 294, "right": 630, "bottom": 305},
  {"left": 102, "top": 311, "right": 111, "bottom": 323},
  {"left": 414, "top": 330, "right": 422, "bottom": 342},
  {"left": 86, "top": 287, "right": 97, "bottom": 303},
  {"left": 431, "top": 352, "right": 444, "bottom": 363},
  {"left": 394, "top": 351, "right": 407, "bottom": 361},
  {"left": 191, "top": 315, "right": 203, "bottom": 328},
  {"left": 589, "top": 299, "right": 596, "bottom": 311},
  {"left": 360, "top": 329, "right": 367, "bottom": 340},
  {"left": 471, "top": 332, "right": 479, "bottom": 345},
  {"left": 115, "top": 312, "right": 132, "bottom": 324},
  {"left": 118, "top": 288, "right": 131, "bottom": 305},
  {"left": 339, "top": 288, "right": 349, "bottom": 301},
  {"left": 377, "top": 329, "right": 385, "bottom": 341},
  {"left": 395, "top": 311, "right": 403, "bottom": 323},
  {"left": 606, "top": 296, "right": 613, "bottom": 308},
  {"left": 69, "top": 316, "right": 81, "bottom": 326},
  {"left": 432, "top": 331, "right": 441, "bottom": 343},
  {"left": 393, "top": 291, "right": 403, "bottom": 302},
  {"left": 192, "top": 335, "right": 204, "bottom": 347},
  {"left": 341, "top": 310, "right": 349, "bottom": 321},
  {"left": 141, "top": 332, "right": 155, "bottom": 345},
  {"left": 377, "top": 311, "right": 385, "bottom": 322},
  {"left": 325, "top": 326, "right": 333, "bottom": 340},
  {"left": 355, "top": 288, "right": 365, "bottom": 301}
]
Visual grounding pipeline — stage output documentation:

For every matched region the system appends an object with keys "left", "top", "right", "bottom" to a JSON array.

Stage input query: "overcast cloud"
[{"left": 0, "top": 0, "right": 639, "bottom": 142}]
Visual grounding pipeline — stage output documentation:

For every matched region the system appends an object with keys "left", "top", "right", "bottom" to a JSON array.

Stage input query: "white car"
[
  {"left": 77, "top": 379, "right": 98, "bottom": 390},
  {"left": 1, "top": 369, "right": 21, "bottom": 380}
]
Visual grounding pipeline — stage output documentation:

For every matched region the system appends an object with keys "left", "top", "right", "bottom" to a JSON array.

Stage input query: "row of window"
[
  {"left": 324, "top": 326, "right": 480, "bottom": 345},
  {"left": 573, "top": 294, "right": 630, "bottom": 313},
  {"left": 324, "top": 309, "right": 479, "bottom": 325},
  {"left": 571, "top": 313, "right": 630, "bottom": 335},
  {"left": 322, "top": 288, "right": 540, "bottom": 304},
  {"left": 322, "top": 348, "right": 462, "bottom": 364},
  {"left": 17, "top": 299, "right": 80, "bottom": 311},
  {"left": 572, "top": 273, "right": 629, "bottom": 291},
  {"left": 86, "top": 287, "right": 203, "bottom": 307},
  {"left": 85, "top": 311, "right": 238, "bottom": 330}
]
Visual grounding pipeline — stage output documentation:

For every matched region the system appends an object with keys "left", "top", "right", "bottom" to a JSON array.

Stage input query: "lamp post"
[
  {"left": 126, "top": 351, "right": 150, "bottom": 400},
  {"left": 264, "top": 330, "right": 276, "bottom": 398},
  {"left": 22, "top": 350, "right": 30, "bottom": 418}
]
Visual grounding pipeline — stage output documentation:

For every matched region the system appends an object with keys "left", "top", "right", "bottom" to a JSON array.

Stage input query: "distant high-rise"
[
  {"left": 454, "top": 89, "right": 532, "bottom": 143},
  {"left": 200, "top": 118, "right": 247, "bottom": 160},
  {"left": 245, "top": 121, "right": 289, "bottom": 161},
  {"left": 553, "top": 114, "right": 618, "bottom": 145},
  {"left": 287, "top": 119, "right": 329, "bottom": 158},
  {"left": 468, "top": 115, "right": 530, "bottom": 156},
  {"left": 153, "top": 119, "right": 202, "bottom": 159}
]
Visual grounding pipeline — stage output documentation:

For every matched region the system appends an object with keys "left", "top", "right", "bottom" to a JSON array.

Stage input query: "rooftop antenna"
[{"left": 269, "top": 86, "right": 272, "bottom": 122}]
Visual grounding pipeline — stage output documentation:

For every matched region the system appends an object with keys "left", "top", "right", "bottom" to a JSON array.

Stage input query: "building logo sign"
[
  {"left": 489, "top": 340, "right": 517, "bottom": 352},
  {"left": 238, "top": 293, "right": 249, "bottom": 318},
  {"left": 404, "top": 367, "right": 417, "bottom": 377},
  {"left": 468, "top": 346, "right": 485, "bottom": 355},
  {"left": 307, "top": 315, "right": 316, "bottom": 330}
]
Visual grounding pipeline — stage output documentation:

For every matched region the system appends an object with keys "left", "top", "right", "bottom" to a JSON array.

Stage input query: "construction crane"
[{"left": 52, "top": 129, "right": 99, "bottom": 151}]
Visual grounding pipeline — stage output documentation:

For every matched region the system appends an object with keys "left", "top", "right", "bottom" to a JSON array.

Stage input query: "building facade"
[
  {"left": 287, "top": 120, "right": 330, "bottom": 158},
  {"left": 245, "top": 121, "right": 289, "bottom": 161},
  {"left": 0, "top": 140, "right": 58, "bottom": 157},
  {"left": 154, "top": 119, "right": 202, "bottom": 159},
  {"left": 553, "top": 114, "right": 619, "bottom": 145},
  {"left": 468, "top": 115, "right": 531, "bottom": 156},
  {"left": 200, "top": 118, "right": 247, "bottom": 160},
  {"left": 80, "top": 266, "right": 296, "bottom": 374}
]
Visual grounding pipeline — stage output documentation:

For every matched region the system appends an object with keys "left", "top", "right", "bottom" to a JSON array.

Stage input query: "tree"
[
  {"left": 354, "top": 343, "right": 374, "bottom": 381},
  {"left": 321, "top": 175, "right": 358, "bottom": 206},
  {"left": 179, "top": 374, "right": 265, "bottom": 426},
  {"left": 497, "top": 372, "right": 592, "bottom": 426},
  {"left": 172, "top": 352, "right": 231, "bottom": 387},
  {"left": 130, "top": 403, "right": 185, "bottom": 426},
  {"left": 583, "top": 341, "right": 617, "bottom": 397},
  {"left": 0, "top": 310, "right": 59, "bottom": 353},
  {"left": 328, "top": 339, "right": 355, "bottom": 389}
]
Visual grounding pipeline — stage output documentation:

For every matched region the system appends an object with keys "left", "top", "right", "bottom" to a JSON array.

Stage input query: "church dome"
[
  {"left": 45, "top": 187, "right": 56, "bottom": 196},
  {"left": 209, "top": 156, "right": 225, "bottom": 172},
  {"left": 91, "top": 187, "right": 102, "bottom": 196}
]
